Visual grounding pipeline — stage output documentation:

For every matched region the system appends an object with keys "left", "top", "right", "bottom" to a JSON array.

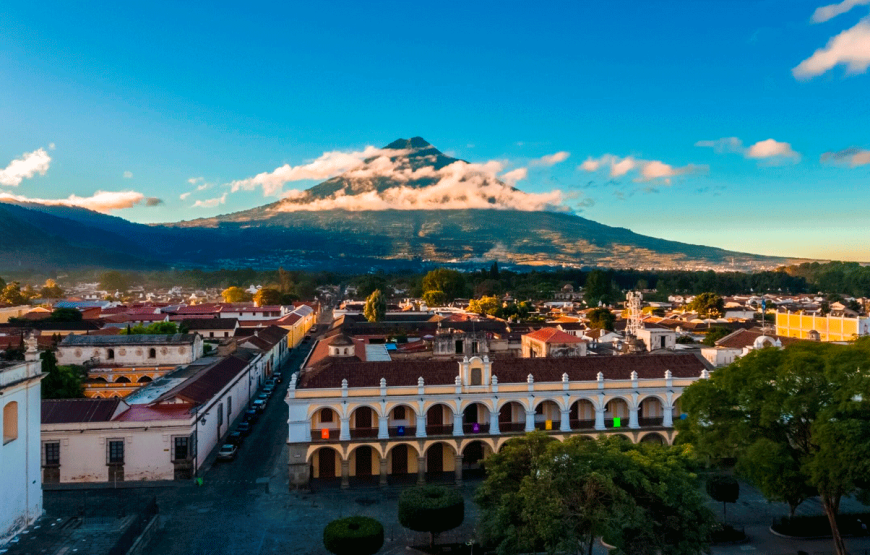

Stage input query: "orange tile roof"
[{"left": 524, "top": 327, "right": 586, "bottom": 344}]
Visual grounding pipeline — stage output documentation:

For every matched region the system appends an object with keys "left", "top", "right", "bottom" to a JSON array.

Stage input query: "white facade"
[
  {"left": 57, "top": 334, "right": 203, "bottom": 366},
  {"left": 636, "top": 328, "right": 677, "bottom": 352},
  {"left": 1, "top": 347, "right": 44, "bottom": 545}
]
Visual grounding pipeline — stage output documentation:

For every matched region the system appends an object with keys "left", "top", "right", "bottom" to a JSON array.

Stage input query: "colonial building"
[
  {"left": 776, "top": 310, "right": 870, "bottom": 342},
  {"left": 1, "top": 338, "right": 44, "bottom": 545},
  {"left": 286, "top": 353, "right": 709, "bottom": 489},
  {"left": 521, "top": 328, "right": 587, "bottom": 358},
  {"left": 56, "top": 334, "right": 204, "bottom": 366}
]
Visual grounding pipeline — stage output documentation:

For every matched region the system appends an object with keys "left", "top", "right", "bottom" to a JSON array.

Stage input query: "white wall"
[
  {"left": 57, "top": 336, "right": 203, "bottom": 366},
  {"left": 0, "top": 361, "right": 43, "bottom": 544}
]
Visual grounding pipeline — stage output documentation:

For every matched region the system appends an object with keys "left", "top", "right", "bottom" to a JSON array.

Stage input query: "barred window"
[
  {"left": 173, "top": 436, "right": 189, "bottom": 461},
  {"left": 44, "top": 442, "right": 60, "bottom": 465},
  {"left": 107, "top": 440, "right": 124, "bottom": 464}
]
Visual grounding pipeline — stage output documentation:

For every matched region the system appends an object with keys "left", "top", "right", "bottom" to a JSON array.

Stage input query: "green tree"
[
  {"left": 253, "top": 287, "right": 282, "bottom": 306},
  {"left": 422, "top": 290, "right": 447, "bottom": 307},
  {"left": 398, "top": 485, "right": 464, "bottom": 548},
  {"left": 221, "top": 286, "right": 252, "bottom": 303},
  {"left": 677, "top": 340, "right": 870, "bottom": 555},
  {"left": 701, "top": 326, "right": 731, "bottom": 346},
  {"left": 99, "top": 271, "right": 129, "bottom": 292},
  {"left": 706, "top": 475, "right": 739, "bottom": 523},
  {"left": 121, "top": 322, "right": 179, "bottom": 335},
  {"left": 688, "top": 292, "right": 724, "bottom": 318},
  {"left": 40, "top": 351, "right": 86, "bottom": 399},
  {"left": 477, "top": 433, "right": 713, "bottom": 555},
  {"left": 364, "top": 289, "right": 387, "bottom": 323},
  {"left": 422, "top": 268, "right": 466, "bottom": 302},
  {"left": 584, "top": 270, "right": 615, "bottom": 306},
  {"left": 587, "top": 307, "right": 615, "bottom": 331},
  {"left": 468, "top": 295, "right": 501, "bottom": 316},
  {"left": 490, "top": 261, "right": 500, "bottom": 280},
  {"left": 0, "top": 282, "right": 28, "bottom": 305},
  {"left": 39, "top": 279, "right": 64, "bottom": 299},
  {"left": 49, "top": 307, "right": 82, "bottom": 322},
  {"left": 0, "top": 275, "right": 5, "bottom": 289}
]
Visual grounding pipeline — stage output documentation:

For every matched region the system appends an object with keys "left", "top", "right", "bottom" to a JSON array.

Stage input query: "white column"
[
  {"left": 524, "top": 410, "right": 535, "bottom": 432},
  {"left": 559, "top": 409, "right": 571, "bottom": 432},
  {"left": 416, "top": 414, "right": 427, "bottom": 437},
  {"left": 629, "top": 405, "right": 639, "bottom": 429},
  {"left": 378, "top": 415, "right": 389, "bottom": 439},
  {"left": 594, "top": 408, "right": 605, "bottom": 430},
  {"left": 489, "top": 410, "right": 500, "bottom": 435},
  {"left": 339, "top": 417, "right": 350, "bottom": 441},
  {"left": 453, "top": 411, "right": 464, "bottom": 436},
  {"left": 663, "top": 406, "right": 674, "bottom": 428}
]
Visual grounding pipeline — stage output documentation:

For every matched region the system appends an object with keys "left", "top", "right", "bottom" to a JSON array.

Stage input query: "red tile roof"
[
  {"left": 714, "top": 328, "right": 802, "bottom": 349},
  {"left": 525, "top": 328, "right": 586, "bottom": 344},
  {"left": 298, "top": 353, "right": 708, "bottom": 389},
  {"left": 164, "top": 355, "right": 250, "bottom": 404},
  {"left": 115, "top": 403, "right": 194, "bottom": 422},
  {"left": 42, "top": 399, "right": 125, "bottom": 424}
]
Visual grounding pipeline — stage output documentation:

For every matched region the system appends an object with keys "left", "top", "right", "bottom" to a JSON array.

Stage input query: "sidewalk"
[{"left": 711, "top": 524, "right": 870, "bottom": 555}]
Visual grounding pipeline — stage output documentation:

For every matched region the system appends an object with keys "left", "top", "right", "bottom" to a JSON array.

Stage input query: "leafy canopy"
[{"left": 364, "top": 289, "right": 386, "bottom": 323}]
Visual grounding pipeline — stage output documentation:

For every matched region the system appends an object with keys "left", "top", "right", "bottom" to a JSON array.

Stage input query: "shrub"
[
  {"left": 398, "top": 485, "right": 464, "bottom": 547},
  {"left": 323, "top": 516, "right": 384, "bottom": 555},
  {"left": 772, "top": 513, "right": 870, "bottom": 538}
]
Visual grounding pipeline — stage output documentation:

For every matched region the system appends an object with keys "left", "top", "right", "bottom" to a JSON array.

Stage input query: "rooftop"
[{"left": 60, "top": 333, "right": 198, "bottom": 346}]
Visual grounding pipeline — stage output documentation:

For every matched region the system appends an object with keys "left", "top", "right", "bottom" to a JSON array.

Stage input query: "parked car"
[
  {"left": 217, "top": 444, "right": 237, "bottom": 461},
  {"left": 244, "top": 409, "right": 259, "bottom": 423},
  {"left": 236, "top": 422, "right": 251, "bottom": 436},
  {"left": 262, "top": 383, "right": 275, "bottom": 394},
  {"left": 258, "top": 392, "right": 271, "bottom": 403},
  {"left": 253, "top": 399, "right": 267, "bottom": 412},
  {"left": 227, "top": 431, "right": 244, "bottom": 446},
  {"left": 272, "top": 372, "right": 283, "bottom": 384}
]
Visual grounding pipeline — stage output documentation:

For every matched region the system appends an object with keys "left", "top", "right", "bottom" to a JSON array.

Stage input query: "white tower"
[{"left": 626, "top": 291, "right": 643, "bottom": 337}]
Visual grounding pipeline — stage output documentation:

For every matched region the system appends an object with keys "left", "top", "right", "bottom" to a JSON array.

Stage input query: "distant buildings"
[
  {"left": 1, "top": 338, "right": 44, "bottom": 545},
  {"left": 776, "top": 310, "right": 870, "bottom": 342}
]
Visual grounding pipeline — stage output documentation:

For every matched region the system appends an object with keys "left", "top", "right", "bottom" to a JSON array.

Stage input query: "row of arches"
[
  {"left": 309, "top": 432, "right": 670, "bottom": 482},
  {"left": 311, "top": 397, "right": 682, "bottom": 439},
  {"left": 86, "top": 375, "right": 153, "bottom": 384}
]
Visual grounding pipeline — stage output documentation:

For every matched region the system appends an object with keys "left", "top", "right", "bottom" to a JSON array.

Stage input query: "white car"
[{"left": 217, "top": 444, "right": 237, "bottom": 461}]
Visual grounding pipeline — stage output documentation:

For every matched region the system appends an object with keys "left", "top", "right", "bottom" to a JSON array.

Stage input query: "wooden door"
[
  {"left": 319, "top": 448, "right": 336, "bottom": 478},
  {"left": 391, "top": 445, "right": 408, "bottom": 474},
  {"left": 355, "top": 446, "right": 372, "bottom": 476},
  {"left": 427, "top": 444, "right": 443, "bottom": 473}
]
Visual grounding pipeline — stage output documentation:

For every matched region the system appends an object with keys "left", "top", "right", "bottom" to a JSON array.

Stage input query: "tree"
[
  {"left": 398, "top": 485, "right": 464, "bottom": 548},
  {"left": 587, "top": 307, "right": 615, "bottom": 331},
  {"left": 323, "top": 516, "right": 384, "bottom": 555},
  {"left": 0, "top": 275, "right": 5, "bottom": 289},
  {"left": 49, "top": 307, "right": 82, "bottom": 322},
  {"left": 0, "top": 282, "right": 28, "bottom": 306},
  {"left": 39, "top": 279, "right": 64, "bottom": 299},
  {"left": 489, "top": 261, "right": 500, "bottom": 280},
  {"left": 121, "top": 322, "right": 179, "bottom": 335},
  {"left": 356, "top": 274, "right": 389, "bottom": 299},
  {"left": 422, "top": 268, "right": 466, "bottom": 302},
  {"left": 422, "top": 290, "right": 446, "bottom": 307},
  {"left": 364, "top": 289, "right": 386, "bottom": 323},
  {"left": 253, "top": 287, "right": 282, "bottom": 307},
  {"left": 221, "top": 286, "right": 252, "bottom": 303},
  {"left": 584, "top": 270, "right": 615, "bottom": 306},
  {"left": 706, "top": 475, "right": 739, "bottom": 523},
  {"left": 468, "top": 295, "right": 501, "bottom": 316},
  {"left": 40, "top": 351, "right": 86, "bottom": 399},
  {"left": 701, "top": 326, "right": 732, "bottom": 346},
  {"left": 688, "top": 292, "right": 724, "bottom": 318},
  {"left": 99, "top": 271, "right": 129, "bottom": 292},
  {"left": 676, "top": 340, "right": 870, "bottom": 555},
  {"left": 477, "top": 433, "right": 713, "bottom": 555}
]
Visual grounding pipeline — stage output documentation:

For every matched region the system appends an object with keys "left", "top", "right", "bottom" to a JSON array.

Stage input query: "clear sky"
[{"left": 1, "top": 1, "right": 868, "bottom": 261}]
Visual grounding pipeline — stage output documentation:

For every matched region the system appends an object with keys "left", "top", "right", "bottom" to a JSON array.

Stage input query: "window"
[
  {"left": 44, "top": 442, "right": 60, "bottom": 466},
  {"left": 172, "top": 436, "right": 189, "bottom": 461},
  {"left": 227, "top": 396, "right": 232, "bottom": 418},
  {"left": 471, "top": 367, "right": 482, "bottom": 386},
  {"left": 3, "top": 402, "right": 18, "bottom": 444},
  {"left": 209, "top": 332, "right": 214, "bottom": 338},
  {"left": 107, "top": 349, "right": 115, "bottom": 360},
  {"left": 471, "top": 341, "right": 479, "bottom": 354},
  {"left": 394, "top": 406, "right": 406, "bottom": 420},
  {"left": 107, "top": 440, "right": 124, "bottom": 464},
  {"left": 321, "top": 408, "right": 333, "bottom": 423},
  {"left": 148, "top": 348, "right": 156, "bottom": 359},
  {"left": 217, "top": 403, "right": 223, "bottom": 427}
]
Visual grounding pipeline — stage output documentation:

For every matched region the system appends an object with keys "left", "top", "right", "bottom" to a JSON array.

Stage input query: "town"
[{"left": 2, "top": 263, "right": 870, "bottom": 554}]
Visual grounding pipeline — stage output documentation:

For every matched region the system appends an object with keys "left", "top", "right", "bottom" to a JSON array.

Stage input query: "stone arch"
[
  {"left": 115, "top": 376, "right": 131, "bottom": 383},
  {"left": 424, "top": 403, "right": 454, "bottom": 436},
  {"left": 386, "top": 442, "right": 420, "bottom": 476},
  {"left": 461, "top": 401, "right": 491, "bottom": 434},
  {"left": 309, "top": 446, "right": 342, "bottom": 479},
  {"left": 671, "top": 396, "right": 685, "bottom": 421},
  {"left": 386, "top": 403, "right": 417, "bottom": 437},
  {"left": 637, "top": 395, "right": 666, "bottom": 426},
  {"left": 423, "top": 441, "right": 457, "bottom": 478},
  {"left": 495, "top": 398, "right": 530, "bottom": 413},
  {"left": 532, "top": 397, "right": 566, "bottom": 412},
  {"left": 532, "top": 399, "right": 562, "bottom": 430},
  {"left": 347, "top": 444, "right": 380, "bottom": 478},
  {"left": 137, "top": 375, "right": 152, "bottom": 383},
  {"left": 610, "top": 433, "right": 634, "bottom": 443},
  {"left": 603, "top": 397, "right": 630, "bottom": 429},
  {"left": 497, "top": 400, "right": 527, "bottom": 433},
  {"left": 568, "top": 398, "right": 596, "bottom": 430},
  {"left": 639, "top": 432, "right": 668, "bottom": 445},
  {"left": 460, "top": 439, "right": 494, "bottom": 473},
  {"left": 310, "top": 407, "right": 340, "bottom": 440},
  {"left": 107, "top": 348, "right": 115, "bottom": 360},
  {"left": 349, "top": 405, "right": 379, "bottom": 438}
]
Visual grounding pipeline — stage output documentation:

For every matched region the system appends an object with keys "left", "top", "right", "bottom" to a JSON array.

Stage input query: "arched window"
[
  {"left": 137, "top": 376, "right": 152, "bottom": 383},
  {"left": 394, "top": 406, "right": 406, "bottom": 420},
  {"left": 107, "top": 349, "right": 115, "bottom": 360},
  {"left": 320, "top": 408, "right": 334, "bottom": 423},
  {"left": 3, "top": 402, "right": 18, "bottom": 444},
  {"left": 115, "top": 376, "right": 131, "bottom": 383},
  {"left": 148, "top": 348, "right": 156, "bottom": 359}
]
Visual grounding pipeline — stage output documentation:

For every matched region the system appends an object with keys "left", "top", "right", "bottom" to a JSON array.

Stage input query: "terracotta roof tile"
[{"left": 525, "top": 328, "right": 586, "bottom": 344}]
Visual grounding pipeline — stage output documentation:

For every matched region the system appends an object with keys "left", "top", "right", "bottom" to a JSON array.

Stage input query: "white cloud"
[
  {"left": 193, "top": 193, "right": 227, "bottom": 208},
  {"left": 579, "top": 154, "right": 705, "bottom": 185},
  {"left": 48, "top": 143, "right": 56, "bottom": 150},
  {"left": 230, "top": 146, "right": 405, "bottom": 197},
  {"left": 500, "top": 167, "right": 528, "bottom": 185},
  {"left": 812, "top": 0, "right": 870, "bottom": 23},
  {"left": 188, "top": 177, "right": 204, "bottom": 185},
  {"left": 531, "top": 151, "right": 570, "bottom": 166},
  {"left": 0, "top": 190, "right": 153, "bottom": 212},
  {"left": 794, "top": 18, "right": 870, "bottom": 78},
  {"left": 821, "top": 147, "right": 870, "bottom": 166},
  {"left": 196, "top": 183, "right": 209, "bottom": 191},
  {"left": 123, "top": 171, "right": 133, "bottom": 179},
  {"left": 179, "top": 192, "right": 192, "bottom": 200},
  {"left": 746, "top": 138, "right": 801, "bottom": 160},
  {"left": 0, "top": 148, "right": 52, "bottom": 186},
  {"left": 695, "top": 137, "right": 745, "bottom": 154}
]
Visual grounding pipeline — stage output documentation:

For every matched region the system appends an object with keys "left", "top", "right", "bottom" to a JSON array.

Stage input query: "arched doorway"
[
  {"left": 461, "top": 440, "right": 492, "bottom": 479},
  {"left": 498, "top": 401, "right": 525, "bottom": 433},
  {"left": 353, "top": 445, "right": 373, "bottom": 477},
  {"left": 350, "top": 406, "right": 377, "bottom": 439},
  {"left": 463, "top": 403, "right": 490, "bottom": 434},
  {"left": 604, "top": 398, "right": 630, "bottom": 429},
  {"left": 425, "top": 442, "right": 456, "bottom": 482},
  {"left": 569, "top": 399, "right": 596, "bottom": 430},
  {"left": 388, "top": 404, "right": 416, "bottom": 437},
  {"left": 640, "top": 433, "right": 667, "bottom": 445},
  {"left": 534, "top": 400, "right": 561, "bottom": 431},
  {"left": 638, "top": 397, "right": 665, "bottom": 427},
  {"left": 426, "top": 404, "right": 453, "bottom": 436},
  {"left": 313, "top": 447, "right": 339, "bottom": 479}
]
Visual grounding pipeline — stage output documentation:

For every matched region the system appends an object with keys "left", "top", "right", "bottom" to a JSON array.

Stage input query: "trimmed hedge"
[
  {"left": 323, "top": 516, "right": 384, "bottom": 555},
  {"left": 772, "top": 513, "right": 870, "bottom": 538},
  {"left": 398, "top": 485, "right": 465, "bottom": 536}
]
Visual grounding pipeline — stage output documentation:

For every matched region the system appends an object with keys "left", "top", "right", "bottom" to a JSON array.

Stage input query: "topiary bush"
[
  {"left": 706, "top": 475, "right": 740, "bottom": 524},
  {"left": 323, "top": 516, "right": 384, "bottom": 555},
  {"left": 398, "top": 485, "right": 465, "bottom": 547}
]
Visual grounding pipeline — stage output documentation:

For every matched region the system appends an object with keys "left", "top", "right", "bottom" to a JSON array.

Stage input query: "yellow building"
[{"left": 776, "top": 311, "right": 870, "bottom": 342}]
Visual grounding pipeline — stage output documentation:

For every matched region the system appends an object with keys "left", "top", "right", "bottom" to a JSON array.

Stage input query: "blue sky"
[{"left": 1, "top": 0, "right": 868, "bottom": 260}]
